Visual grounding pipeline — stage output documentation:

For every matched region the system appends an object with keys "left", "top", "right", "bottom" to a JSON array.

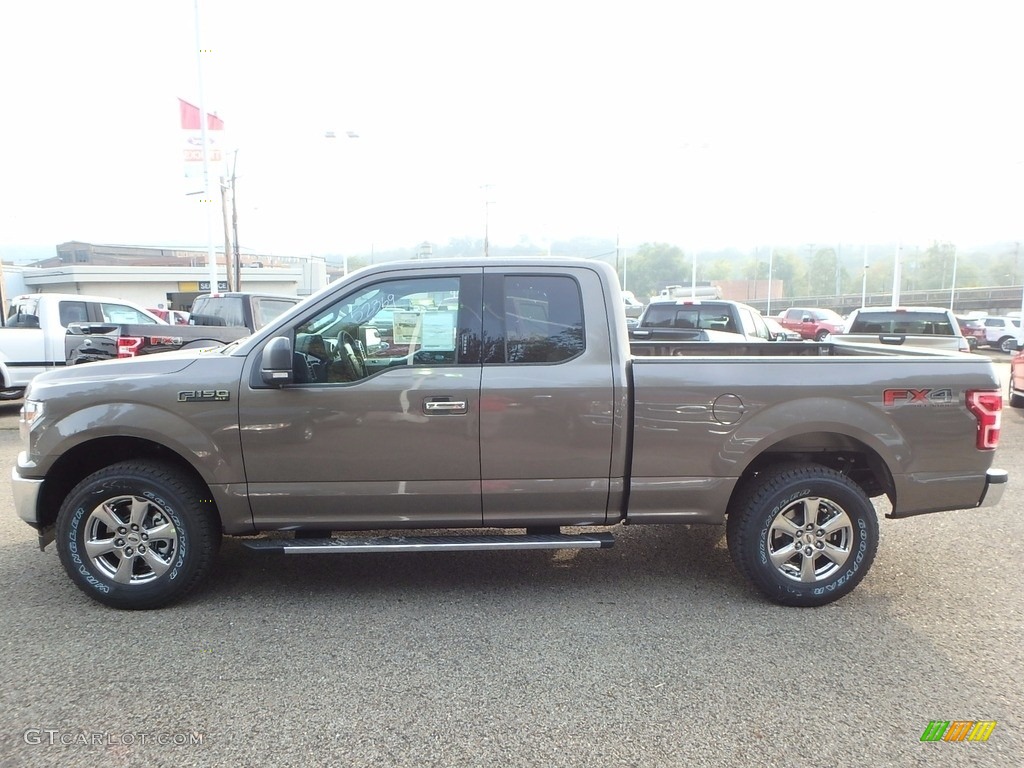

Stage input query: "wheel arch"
[
  {"left": 727, "top": 429, "right": 896, "bottom": 516},
  {"left": 36, "top": 437, "right": 220, "bottom": 532}
]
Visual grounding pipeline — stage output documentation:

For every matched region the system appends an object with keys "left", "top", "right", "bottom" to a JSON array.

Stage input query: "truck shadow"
[{"left": 203, "top": 524, "right": 751, "bottom": 606}]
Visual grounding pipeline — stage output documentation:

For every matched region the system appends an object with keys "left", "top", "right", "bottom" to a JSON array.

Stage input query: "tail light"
[
  {"left": 966, "top": 390, "right": 1002, "bottom": 450},
  {"left": 117, "top": 336, "right": 144, "bottom": 358}
]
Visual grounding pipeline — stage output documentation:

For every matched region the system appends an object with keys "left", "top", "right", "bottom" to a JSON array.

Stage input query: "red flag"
[
  {"left": 179, "top": 98, "right": 224, "bottom": 131},
  {"left": 180, "top": 98, "right": 225, "bottom": 194}
]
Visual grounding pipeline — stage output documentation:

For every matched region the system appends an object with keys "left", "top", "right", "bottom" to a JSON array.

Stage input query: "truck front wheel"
[
  {"left": 727, "top": 463, "right": 878, "bottom": 607},
  {"left": 56, "top": 461, "right": 220, "bottom": 609}
]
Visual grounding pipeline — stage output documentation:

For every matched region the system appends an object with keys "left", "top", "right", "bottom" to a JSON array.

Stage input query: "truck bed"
[
  {"left": 65, "top": 322, "right": 251, "bottom": 364},
  {"left": 628, "top": 339, "right": 956, "bottom": 358}
]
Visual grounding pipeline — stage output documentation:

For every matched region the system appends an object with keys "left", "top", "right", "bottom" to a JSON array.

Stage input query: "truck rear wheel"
[
  {"left": 56, "top": 461, "right": 220, "bottom": 609},
  {"left": 727, "top": 463, "right": 878, "bottom": 607}
]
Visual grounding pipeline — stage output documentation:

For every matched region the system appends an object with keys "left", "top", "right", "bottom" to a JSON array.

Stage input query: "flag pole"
[{"left": 194, "top": 0, "right": 218, "bottom": 294}]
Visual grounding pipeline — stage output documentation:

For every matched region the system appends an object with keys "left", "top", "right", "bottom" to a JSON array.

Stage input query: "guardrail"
[{"left": 747, "top": 285, "right": 1024, "bottom": 315}]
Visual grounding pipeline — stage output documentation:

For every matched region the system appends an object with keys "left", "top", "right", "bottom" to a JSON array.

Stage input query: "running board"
[{"left": 243, "top": 532, "right": 615, "bottom": 554}]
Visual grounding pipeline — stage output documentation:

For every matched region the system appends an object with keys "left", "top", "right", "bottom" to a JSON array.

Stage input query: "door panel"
[
  {"left": 239, "top": 366, "right": 482, "bottom": 529},
  {"left": 479, "top": 268, "right": 616, "bottom": 526},
  {"left": 238, "top": 269, "right": 484, "bottom": 530}
]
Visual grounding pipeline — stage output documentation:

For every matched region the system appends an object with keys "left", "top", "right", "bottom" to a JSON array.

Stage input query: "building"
[{"left": 2, "top": 241, "right": 328, "bottom": 312}]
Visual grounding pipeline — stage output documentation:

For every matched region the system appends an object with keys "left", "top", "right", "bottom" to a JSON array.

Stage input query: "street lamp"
[{"left": 324, "top": 129, "right": 361, "bottom": 275}]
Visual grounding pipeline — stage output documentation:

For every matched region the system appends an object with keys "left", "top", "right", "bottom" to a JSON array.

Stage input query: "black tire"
[
  {"left": 0, "top": 387, "right": 25, "bottom": 401},
  {"left": 56, "top": 461, "right": 220, "bottom": 609},
  {"left": 1009, "top": 380, "right": 1024, "bottom": 409},
  {"left": 999, "top": 336, "right": 1017, "bottom": 354},
  {"left": 727, "top": 463, "right": 878, "bottom": 607},
  {"left": 814, "top": 329, "right": 831, "bottom": 341}
]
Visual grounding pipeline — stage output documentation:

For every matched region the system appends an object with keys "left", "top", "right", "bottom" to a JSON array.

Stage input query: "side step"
[{"left": 243, "top": 532, "right": 615, "bottom": 554}]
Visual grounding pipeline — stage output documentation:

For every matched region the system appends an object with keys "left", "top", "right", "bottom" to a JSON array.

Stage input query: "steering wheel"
[{"left": 336, "top": 331, "right": 367, "bottom": 381}]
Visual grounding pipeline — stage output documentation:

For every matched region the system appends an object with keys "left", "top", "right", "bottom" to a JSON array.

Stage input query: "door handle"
[{"left": 423, "top": 398, "right": 468, "bottom": 414}]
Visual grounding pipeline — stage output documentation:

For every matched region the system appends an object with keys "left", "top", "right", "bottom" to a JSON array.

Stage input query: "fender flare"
[{"left": 721, "top": 396, "right": 906, "bottom": 480}]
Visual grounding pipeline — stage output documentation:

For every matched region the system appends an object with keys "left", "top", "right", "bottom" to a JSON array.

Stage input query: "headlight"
[{"left": 19, "top": 400, "right": 44, "bottom": 446}]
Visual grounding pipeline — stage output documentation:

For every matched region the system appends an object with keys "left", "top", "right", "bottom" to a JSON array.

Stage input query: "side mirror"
[{"left": 260, "top": 336, "right": 294, "bottom": 386}]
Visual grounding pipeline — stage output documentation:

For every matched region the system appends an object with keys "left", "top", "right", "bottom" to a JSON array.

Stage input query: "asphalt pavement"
[{"left": 0, "top": 352, "right": 1020, "bottom": 768}]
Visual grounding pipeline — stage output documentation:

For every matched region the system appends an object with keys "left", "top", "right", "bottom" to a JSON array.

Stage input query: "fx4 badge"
[
  {"left": 883, "top": 388, "right": 954, "bottom": 406},
  {"left": 178, "top": 389, "right": 230, "bottom": 403}
]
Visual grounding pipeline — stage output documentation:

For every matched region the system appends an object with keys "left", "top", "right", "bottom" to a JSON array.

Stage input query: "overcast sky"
[{"left": 1, "top": 1, "right": 1021, "bottom": 260}]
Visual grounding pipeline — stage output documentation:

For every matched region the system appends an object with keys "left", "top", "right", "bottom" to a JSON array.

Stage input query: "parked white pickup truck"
[{"left": 0, "top": 293, "right": 165, "bottom": 400}]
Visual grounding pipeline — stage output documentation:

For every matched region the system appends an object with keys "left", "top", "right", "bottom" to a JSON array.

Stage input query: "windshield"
[{"left": 849, "top": 311, "right": 956, "bottom": 335}]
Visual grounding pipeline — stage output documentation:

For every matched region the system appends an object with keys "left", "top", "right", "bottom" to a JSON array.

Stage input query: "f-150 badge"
[{"left": 178, "top": 389, "right": 230, "bottom": 402}]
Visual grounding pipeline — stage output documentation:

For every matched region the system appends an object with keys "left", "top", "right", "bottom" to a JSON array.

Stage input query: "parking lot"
[{"left": 0, "top": 352, "right": 1020, "bottom": 768}]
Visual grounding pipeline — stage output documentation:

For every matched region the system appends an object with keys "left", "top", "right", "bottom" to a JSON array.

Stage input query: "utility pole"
[
  {"left": 949, "top": 244, "right": 958, "bottom": 311},
  {"left": 892, "top": 243, "right": 903, "bottom": 307},
  {"left": 861, "top": 245, "right": 869, "bottom": 308},
  {"left": 481, "top": 184, "right": 495, "bottom": 257},
  {"left": 231, "top": 150, "right": 240, "bottom": 291},
  {"left": 194, "top": 0, "right": 219, "bottom": 294},
  {"left": 220, "top": 175, "right": 233, "bottom": 291}
]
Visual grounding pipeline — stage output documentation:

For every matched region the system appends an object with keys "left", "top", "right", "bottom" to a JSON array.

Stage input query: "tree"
[
  {"left": 703, "top": 258, "right": 733, "bottom": 281},
  {"left": 624, "top": 242, "right": 688, "bottom": 299},
  {"left": 807, "top": 248, "right": 848, "bottom": 296},
  {"left": 769, "top": 250, "right": 808, "bottom": 298}
]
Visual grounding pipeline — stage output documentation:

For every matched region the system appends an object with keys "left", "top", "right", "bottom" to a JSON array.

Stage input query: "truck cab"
[{"left": 0, "top": 293, "right": 163, "bottom": 400}]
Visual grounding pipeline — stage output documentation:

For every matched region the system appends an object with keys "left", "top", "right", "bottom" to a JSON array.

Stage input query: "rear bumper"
[
  {"left": 888, "top": 467, "right": 1008, "bottom": 518},
  {"left": 979, "top": 468, "right": 1008, "bottom": 508}
]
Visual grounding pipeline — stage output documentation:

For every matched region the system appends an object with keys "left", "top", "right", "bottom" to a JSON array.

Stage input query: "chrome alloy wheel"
[
  {"left": 766, "top": 496, "right": 852, "bottom": 583},
  {"left": 82, "top": 495, "right": 179, "bottom": 585}
]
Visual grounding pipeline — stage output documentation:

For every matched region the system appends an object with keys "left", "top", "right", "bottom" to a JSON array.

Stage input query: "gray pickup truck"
[
  {"left": 11, "top": 258, "right": 1007, "bottom": 610},
  {"left": 628, "top": 297, "right": 777, "bottom": 346}
]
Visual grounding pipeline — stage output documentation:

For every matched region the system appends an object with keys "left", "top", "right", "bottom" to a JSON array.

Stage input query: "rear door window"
[
  {"left": 482, "top": 275, "right": 584, "bottom": 364},
  {"left": 99, "top": 303, "right": 160, "bottom": 324}
]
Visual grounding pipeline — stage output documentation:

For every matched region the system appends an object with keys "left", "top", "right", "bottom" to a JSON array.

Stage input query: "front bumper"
[
  {"left": 12, "top": 464, "right": 43, "bottom": 527},
  {"left": 11, "top": 464, "right": 53, "bottom": 550}
]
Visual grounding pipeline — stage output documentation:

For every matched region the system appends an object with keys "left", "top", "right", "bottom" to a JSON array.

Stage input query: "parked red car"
[
  {"left": 1010, "top": 341, "right": 1024, "bottom": 407},
  {"left": 147, "top": 308, "right": 191, "bottom": 325},
  {"left": 956, "top": 315, "right": 986, "bottom": 350},
  {"left": 778, "top": 307, "right": 846, "bottom": 341}
]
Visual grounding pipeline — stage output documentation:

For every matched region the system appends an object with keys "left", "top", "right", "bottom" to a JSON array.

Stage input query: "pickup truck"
[
  {"left": 837, "top": 306, "right": 971, "bottom": 353},
  {"left": 64, "top": 292, "right": 300, "bottom": 365},
  {"left": 189, "top": 292, "right": 300, "bottom": 330},
  {"left": 11, "top": 258, "right": 1007, "bottom": 610},
  {"left": 0, "top": 293, "right": 167, "bottom": 401},
  {"left": 628, "top": 298, "right": 777, "bottom": 348}
]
